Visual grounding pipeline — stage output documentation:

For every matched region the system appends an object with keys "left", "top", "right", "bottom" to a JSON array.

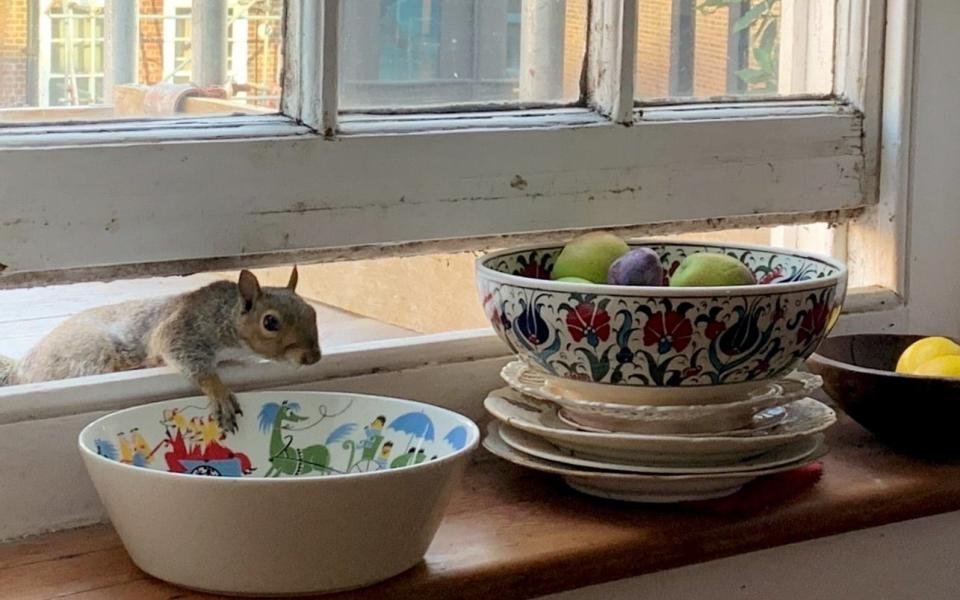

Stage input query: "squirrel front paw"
[{"left": 214, "top": 392, "right": 243, "bottom": 434}]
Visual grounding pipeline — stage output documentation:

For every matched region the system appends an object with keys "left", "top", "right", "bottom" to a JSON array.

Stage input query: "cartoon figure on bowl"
[
  {"left": 129, "top": 428, "right": 154, "bottom": 466},
  {"left": 390, "top": 448, "right": 417, "bottom": 469},
  {"left": 160, "top": 407, "right": 253, "bottom": 476},
  {"left": 360, "top": 417, "right": 386, "bottom": 455},
  {"left": 116, "top": 432, "right": 134, "bottom": 464},
  {"left": 375, "top": 441, "right": 394, "bottom": 469},
  {"left": 259, "top": 401, "right": 343, "bottom": 477}
]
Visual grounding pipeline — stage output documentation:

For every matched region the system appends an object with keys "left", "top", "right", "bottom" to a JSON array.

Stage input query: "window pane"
[
  {"left": 636, "top": 0, "right": 835, "bottom": 101},
  {"left": 0, "top": 0, "right": 283, "bottom": 123},
  {"left": 339, "top": 0, "right": 587, "bottom": 111}
]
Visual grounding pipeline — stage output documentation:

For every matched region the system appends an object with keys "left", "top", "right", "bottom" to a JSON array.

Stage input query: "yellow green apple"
[
  {"left": 551, "top": 232, "right": 629, "bottom": 284},
  {"left": 669, "top": 253, "right": 757, "bottom": 287}
]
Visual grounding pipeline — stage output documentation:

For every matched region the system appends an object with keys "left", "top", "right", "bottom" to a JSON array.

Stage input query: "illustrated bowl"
[
  {"left": 808, "top": 334, "right": 960, "bottom": 454},
  {"left": 477, "top": 239, "right": 847, "bottom": 405},
  {"left": 78, "top": 391, "right": 479, "bottom": 596}
]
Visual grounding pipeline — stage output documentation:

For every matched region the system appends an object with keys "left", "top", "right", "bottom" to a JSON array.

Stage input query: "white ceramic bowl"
[
  {"left": 78, "top": 391, "right": 479, "bottom": 596},
  {"left": 476, "top": 239, "right": 847, "bottom": 405}
]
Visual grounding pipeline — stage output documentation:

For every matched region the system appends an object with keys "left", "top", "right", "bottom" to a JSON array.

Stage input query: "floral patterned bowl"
[
  {"left": 476, "top": 239, "right": 847, "bottom": 405},
  {"left": 78, "top": 391, "right": 479, "bottom": 596}
]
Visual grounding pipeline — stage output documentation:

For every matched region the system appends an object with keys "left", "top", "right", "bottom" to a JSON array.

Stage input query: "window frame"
[
  {"left": 0, "top": 0, "right": 884, "bottom": 280},
  {"left": 0, "top": 0, "right": 907, "bottom": 394}
]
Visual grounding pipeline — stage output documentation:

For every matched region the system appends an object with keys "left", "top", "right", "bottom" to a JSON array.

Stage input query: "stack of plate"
[{"left": 484, "top": 360, "right": 836, "bottom": 503}]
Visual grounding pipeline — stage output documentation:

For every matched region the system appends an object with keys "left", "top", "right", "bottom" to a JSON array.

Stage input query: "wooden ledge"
[{"left": 5, "top": 416, "right": 960, "bottom": 599}]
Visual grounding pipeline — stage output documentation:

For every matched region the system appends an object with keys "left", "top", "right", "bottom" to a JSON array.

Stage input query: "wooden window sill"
[{"left": 4, "top": 416, "right": 960, "bottom": 599}]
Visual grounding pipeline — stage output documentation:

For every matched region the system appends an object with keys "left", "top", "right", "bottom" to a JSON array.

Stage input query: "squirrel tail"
[{"left": 0, "top": 355, "right": 16, "bottom": 386}]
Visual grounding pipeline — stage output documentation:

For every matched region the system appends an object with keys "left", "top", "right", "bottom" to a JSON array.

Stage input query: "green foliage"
[{"left": 698, "top": 0, "right": 781, "bottom": 93}]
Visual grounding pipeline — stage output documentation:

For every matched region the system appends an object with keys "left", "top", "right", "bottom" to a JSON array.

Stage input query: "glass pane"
[
  {"left": 0, "top": 0, "right": 283, "bottom": 123},
  {"left": 339, "top": 0, "right": 587, "bottom": 111},
  {"left": 636, "top": 0, "right": 835, "bottom": 101}
]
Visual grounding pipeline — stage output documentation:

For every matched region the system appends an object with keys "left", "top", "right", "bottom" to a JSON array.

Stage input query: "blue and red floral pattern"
[{"left": 477, "top": 242, "right": 847, "bottom": 388}]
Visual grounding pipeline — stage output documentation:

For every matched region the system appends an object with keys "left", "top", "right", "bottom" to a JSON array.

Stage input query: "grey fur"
[{"left": 0, "top": 271, "right": 320, "bottom": 432}]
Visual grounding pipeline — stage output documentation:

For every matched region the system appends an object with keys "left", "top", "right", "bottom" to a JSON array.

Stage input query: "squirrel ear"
[
  {"left": 238, "top": 270, "right": 261, "bottom": 311},
  {"left": 287, "top": 265, "right": 299, "bottom": 291}
]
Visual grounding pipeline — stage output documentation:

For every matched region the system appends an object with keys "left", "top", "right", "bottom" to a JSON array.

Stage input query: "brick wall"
[
  {"left": 637, "top": 0, "right": 673, "bottom": 98},
  {"left": 694, "top": 5, "right": 729, "bottom": 97},
  {"left": 562, "top": 0, "right": 587, "bottom": 101},
  {"left": 637, "top": 0, "right": 736, "bottom": 100},
  {"left": 0, "top": 0, "right": 29, "bottom": 108},
  {"left": 243, "top": 0, "right": 282, "bottom": 107},
  {"left": 138, "top": 0, "right": 165, "bottom": 85}
]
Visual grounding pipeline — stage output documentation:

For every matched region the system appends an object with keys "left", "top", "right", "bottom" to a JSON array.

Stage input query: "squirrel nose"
[{"left": 301, "top": 348, "right": 321, "bottom": 365}]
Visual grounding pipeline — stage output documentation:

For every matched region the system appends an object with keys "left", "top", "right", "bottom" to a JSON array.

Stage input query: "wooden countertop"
[{"left": 6, "top": 415, "right": 960, "bottom": 600}]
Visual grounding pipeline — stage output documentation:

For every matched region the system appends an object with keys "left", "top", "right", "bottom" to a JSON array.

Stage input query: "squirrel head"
[{"left": 235, "top": 267, "right": 322, "bottom": 366}]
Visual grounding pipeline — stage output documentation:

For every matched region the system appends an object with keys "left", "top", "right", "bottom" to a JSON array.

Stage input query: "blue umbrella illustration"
[
  {"left": 443, "top": 426, "right": 468, "bottom": 451},
  {"left": 388, "top": 411, "right": 436, "bottom": 451}
]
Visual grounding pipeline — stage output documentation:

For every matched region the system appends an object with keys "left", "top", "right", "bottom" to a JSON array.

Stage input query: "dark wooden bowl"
[{"left": 807, "top": 334, "right": 960, "bottom": 455}]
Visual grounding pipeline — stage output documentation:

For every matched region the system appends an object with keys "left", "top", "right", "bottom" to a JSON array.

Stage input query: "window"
[
  {"left": 44, "top": 1, "right": 104, "bottom": 106},
  {"left": 0, "top": 0, "right": 283, "bottom": 122},
  {"left": 0, "top": 0, "right": 901, "bottom": 367},
  {"left": 636, "top": 0, "right": 834, "bottom": 100},
  {"left": 338, "top": 0, "right": 586, "bottom": 110}
]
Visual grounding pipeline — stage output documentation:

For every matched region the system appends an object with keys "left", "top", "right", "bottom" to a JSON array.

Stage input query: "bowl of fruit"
[
  {"left": 476, "top": 234, "right": 847, "bottom": 405},
  {"left": 808, "top": 334, "right": 960, "bottom": 453}
]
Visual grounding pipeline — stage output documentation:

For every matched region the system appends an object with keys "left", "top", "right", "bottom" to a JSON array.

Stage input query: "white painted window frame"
[{"left": 0, "top": 0, "right": 912, "bottom": 425}]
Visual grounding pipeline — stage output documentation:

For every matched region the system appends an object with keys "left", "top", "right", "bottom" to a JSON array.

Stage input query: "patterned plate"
[
  {"left": 554, "top": 405, "right": 788, "bottom": 436},
  {"left": 484, "top": 422, "right": 828, "bottom": 503},
  {"left": 501, "top": 360, "right": 823, "bottom": 435},
  {"left": 484, "top": 387, "right": 836, "bottom": 466},
  {"left": 498, "top": 422, "right": 823, "bottom": 474}
]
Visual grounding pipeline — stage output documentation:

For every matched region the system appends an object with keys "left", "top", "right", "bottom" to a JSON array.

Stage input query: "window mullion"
[
  {"left": 586, "top": 0, "right": 636, "bottom": 123},
  {"left": 320, "top": 0, "right": 339, "bottom": 136},
  {"left": 281, "top": 0, "right": 338, "bottom": 134}
]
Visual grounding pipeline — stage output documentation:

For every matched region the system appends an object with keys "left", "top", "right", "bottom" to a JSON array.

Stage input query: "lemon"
[
  {"left": 912, "top": 355, "right": 960, "bottom": 378},
  {"left": 896, "top": 337, "right": 960, "bottom": 374}
]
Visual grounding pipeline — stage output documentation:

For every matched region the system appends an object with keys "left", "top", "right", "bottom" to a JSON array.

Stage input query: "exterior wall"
[
  {"left": 636, "top": 0, "right": 672, "bottom": 98},
  {"left": 243, "top": 0, "right": 282, "bottom": 106},
  {"left": 693, "top": 6, "right": 729, "bottom": 97},
  {"left": 0, "top": 0, "right": 29, "bottom": 107},
  {"left": 562, "top": 0, "right": 587, "bottom": 101},
  {"left": 138, "top": 0, "right": 165, "bottom": 86},
  {"left": 237, "top": 255, "right": 491, "bottom": 335}
]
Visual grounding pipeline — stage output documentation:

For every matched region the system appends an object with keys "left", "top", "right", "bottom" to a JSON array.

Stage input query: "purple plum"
[{"left": 606, "top": 247, "right": 664, "bottom": 286}]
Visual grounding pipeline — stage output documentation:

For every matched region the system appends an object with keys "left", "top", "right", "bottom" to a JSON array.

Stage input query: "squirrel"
[{"left": 0, "top": 268, "right": 320, "bottom": 433}]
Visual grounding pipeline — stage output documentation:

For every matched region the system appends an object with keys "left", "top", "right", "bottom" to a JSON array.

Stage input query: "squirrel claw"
[{"left": 214, "top": 393, "right": 242, "bottom": 434}]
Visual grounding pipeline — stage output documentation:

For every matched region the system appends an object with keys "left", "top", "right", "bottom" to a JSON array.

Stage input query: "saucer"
[
  {"left": 484, "top": 388, "right": 836, "bottom": 466},
  {"left": 498, "top": 422, "right": 823, "bottom": 474},
  {"left": 555, "top": 405, "right": 787, "bottom": 436},
  {"left": 484, "top": 422, "right": 828, "bottom": 503},
  {"left": 501, "top": 361, "right": 822, "bottom": 435}
]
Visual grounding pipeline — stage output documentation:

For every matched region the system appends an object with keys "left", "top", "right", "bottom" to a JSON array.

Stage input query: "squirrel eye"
[{"left": 262, "top": 314, "right": 281, "bottom": 332}]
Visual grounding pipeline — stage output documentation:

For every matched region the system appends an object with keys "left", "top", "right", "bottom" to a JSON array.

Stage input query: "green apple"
[
  {"left": 669, "top": 253, "right": 757, "bottom": 287},
  {"left": 556, "top": 276, "right": 594, "bottom": 284},
  {"left": 551, "top": 232, "right": 629, "bottom": 283}
]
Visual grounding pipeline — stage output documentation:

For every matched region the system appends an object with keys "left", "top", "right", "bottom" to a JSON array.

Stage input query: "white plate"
[
  {"left": 484, "top": 388, "right": 836, "bottom": 465},
  {"left": 498, "top": 423, "right": 824, "bottom": 474},
  {"left": 554, "top": 405, "right": 787, "bottom": 436},
  {"left": 483, "top": 422, "right": 828, "bottom": 503},
  {"left": 501, "top": 361, "right": 822, "bottom": 435}
]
